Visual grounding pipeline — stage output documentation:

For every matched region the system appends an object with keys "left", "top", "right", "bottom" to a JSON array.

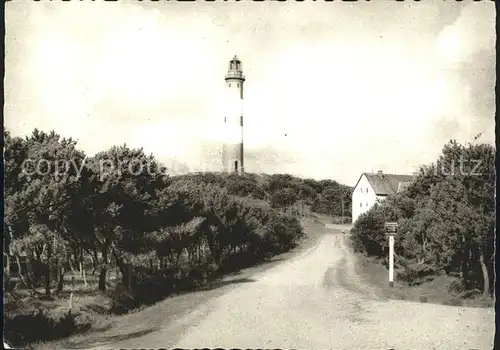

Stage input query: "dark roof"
[{"left": 356, "top": 172, "right": 414, "bottom": 196}]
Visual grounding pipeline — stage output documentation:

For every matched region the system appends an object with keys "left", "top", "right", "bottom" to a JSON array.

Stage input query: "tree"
[
  {"left": 4, "top": 129, "right": 87, "bottom": 294},
  {"left": 270, "top": 188, "right": 298, "bottom": 209},
  {"left": 266, "top": 174, "right": 295, "bottom": 194},
  {"left": 226, "top": 175, "right": 259, "bottom": 197},
  {"left": 85, "top": 145, "right": 168, "bottom": 291}
]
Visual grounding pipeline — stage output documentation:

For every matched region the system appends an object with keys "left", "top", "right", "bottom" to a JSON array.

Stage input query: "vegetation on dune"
[
  {"left": 3, "top": 128, "right": 351, "bottom": 347},
  {"left": 175, "top": 172, "right": 353, "bottom": 218},
  {"left": 351, "top": 137, "right": 495, "bottom": 301}
]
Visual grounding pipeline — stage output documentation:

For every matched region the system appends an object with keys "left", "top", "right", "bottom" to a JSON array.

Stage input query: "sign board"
[{"left": 385, "top": 222, "right": 398, "bottom": 235}]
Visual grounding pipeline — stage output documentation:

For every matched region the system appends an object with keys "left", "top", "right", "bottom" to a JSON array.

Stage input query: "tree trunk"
[
  {"left": 4, "top": 253, "right": 11, "bottom": 291},
  {"left": 98, "top": 266, "right": 107, "bottom": 291},
  {"left": 68, "top": 258, "right": 75, "bottom": 274},
  {"left": 26, "top": 257, "right": 35, "bottom": 285},
  {"left": 90, "top": 249, "right": 98, "bottom": 275},
  {"left": 461, "top": 245, "right": 469, "bottom": 289},
  {"left": 80, "top": 260, "right": 87, "bottom": 286},
  {"left": 213, "top": 248, "right": 223, "bottom": 267},
  {"left": 98, "top": 240, "right": 110, "bottom": 292},
  {"left": 79, "top": 256, "right": 84, "bottom": 277},
  {"left": 167, "top": 253, "right": 175, "bottom": 266},
  {"left": 5, "top": 226, "right": 13, "bottom": 279},
  {"left": 30, "top": 258, "right": 42, "bottom": 287},
  {"left": 56, "top": 266, "right": 65, "bottom": 293},
  {"left": 73, "top": 247, "right": 80, "bottom": 274},
  {"left": 110, "top": 248, "right": 132, "bottom": 292},
  {"left": 128, "top": 264, "right": 132, "bottom": 292},
  {"left": 44, "top": 263, "right": 51, "bottom": 295},
  {"left": 79, "top": 249, "right": 84, "bottom": 277},
  {"left": 479, "top": 249, "right": 489, "bottom": 297},
  {"left": 6, "top": 253, "right": 11, "bottom": 279},
  {"left": 15, "top": 255, "right": 29, "bottom": 288},
  {"left": 45, "top": 243, "right": 52, "bottom": 295}
]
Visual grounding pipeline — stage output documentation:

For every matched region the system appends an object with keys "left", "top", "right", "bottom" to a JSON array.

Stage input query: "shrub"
[
  {"left": 447, "top": 279, "right": 465, "bottom": 296},
  {"left": 397, "top": 262, "right": 437, "bottom": 286},
  {"left": 350, "top": 207, "right": 386, "bottom": 256},
  {"left": 262, "top": 212, "right": 304, "bottom": 254},
  {"left": 4, "top": 308, "right": 90, "bottom": 347},
  {"left": 270, "top": 188, "right": 298, "bottom": 209}
]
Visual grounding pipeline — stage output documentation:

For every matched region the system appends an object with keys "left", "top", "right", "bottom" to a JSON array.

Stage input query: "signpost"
[{"left": 385, "top": 222, "right": 398, "bottom": 287}]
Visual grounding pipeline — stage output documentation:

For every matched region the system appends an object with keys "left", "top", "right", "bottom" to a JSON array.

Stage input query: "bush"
[
  {"left": 447, "top": 279, "right": 465, "bottom": 296},
  {"left": 262, "top": 212, "right": 304, "bottom": 254},
  {"left": 4, "top": 309, "right": 91, "bottom": 347},
  {"left": 350, "top": 207, "right": 386, "bottom": 256},
  {"left": 270, "top": 188, "right": 298, "bottom": 209},
  {"left": 111, "top": 262, "right": 220, "bottom": 311},
  {"left": 397, "top": 263, "right": 437, "bottom": 286}
]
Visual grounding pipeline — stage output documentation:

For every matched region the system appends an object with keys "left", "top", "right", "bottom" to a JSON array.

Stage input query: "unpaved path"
[{"left": 88, "top": 229, "right": 494, "bottom": 350}]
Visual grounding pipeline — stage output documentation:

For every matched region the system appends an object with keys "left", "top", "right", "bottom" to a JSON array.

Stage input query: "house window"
[
  {"left": 366, "top": 188, "right": 368, "bottom": 193},
  {"left": 234, "top": 160, "right": 238, "bottom": 173},
  {"left": 360, "top": 203, "right": 362, "bottom": 208},
  {"left": 229, "top": 83, "right": 231, "bottom": 87},
  {"left": 366, "top": 202, "right": 368, "bottom": 207},
  {"left": 360, "top": 188, "right": 362, "bottom": 193}
]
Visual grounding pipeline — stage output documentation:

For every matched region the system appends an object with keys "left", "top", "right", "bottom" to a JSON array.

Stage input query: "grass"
[{"left": 353, "top": 253, "right": 494, "bottom": 308}]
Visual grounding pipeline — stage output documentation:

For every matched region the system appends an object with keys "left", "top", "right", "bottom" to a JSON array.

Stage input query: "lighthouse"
[{"left": 222, "top": 55, "right": 245, "bottom": 175}]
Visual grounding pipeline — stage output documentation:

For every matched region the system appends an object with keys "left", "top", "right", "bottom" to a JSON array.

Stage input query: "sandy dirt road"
[{"left": 91, "top": 229, "right": 494, "bottom": 350}]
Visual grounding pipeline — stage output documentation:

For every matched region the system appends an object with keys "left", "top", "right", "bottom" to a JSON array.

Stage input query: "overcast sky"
[{"left": 5, "top": 1, "right": 495, "bottom": 186}]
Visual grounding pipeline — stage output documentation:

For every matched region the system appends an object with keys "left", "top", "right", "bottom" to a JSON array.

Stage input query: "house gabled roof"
[
  {"left": 353, "top": 172, "right": 414, "bottom": 196},
  {"left": 365, "top": 173, "right": 414, "bottom": 196}
]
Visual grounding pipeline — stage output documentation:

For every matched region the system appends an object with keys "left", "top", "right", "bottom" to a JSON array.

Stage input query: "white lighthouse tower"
[{"left": 222, "top": 55, "right": 245, "bottom": 175}]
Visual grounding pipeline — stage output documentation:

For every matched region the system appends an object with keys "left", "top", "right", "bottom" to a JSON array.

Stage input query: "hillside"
[{"left": 173, "top": 172, "right": 353, "bottom": 221}]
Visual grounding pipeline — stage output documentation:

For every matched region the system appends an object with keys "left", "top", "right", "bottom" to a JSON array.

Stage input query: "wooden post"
[
  {"left": 388, "top": 234, "right": 395, "bottom": 287},
  {"left": 385, "top": 222, "right": 398, "bottom": 288}
]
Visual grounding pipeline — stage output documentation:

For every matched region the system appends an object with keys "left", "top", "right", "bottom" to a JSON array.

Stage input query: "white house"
[{"left": 351, "top": 171, "right": 414, "bottom": 224}]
